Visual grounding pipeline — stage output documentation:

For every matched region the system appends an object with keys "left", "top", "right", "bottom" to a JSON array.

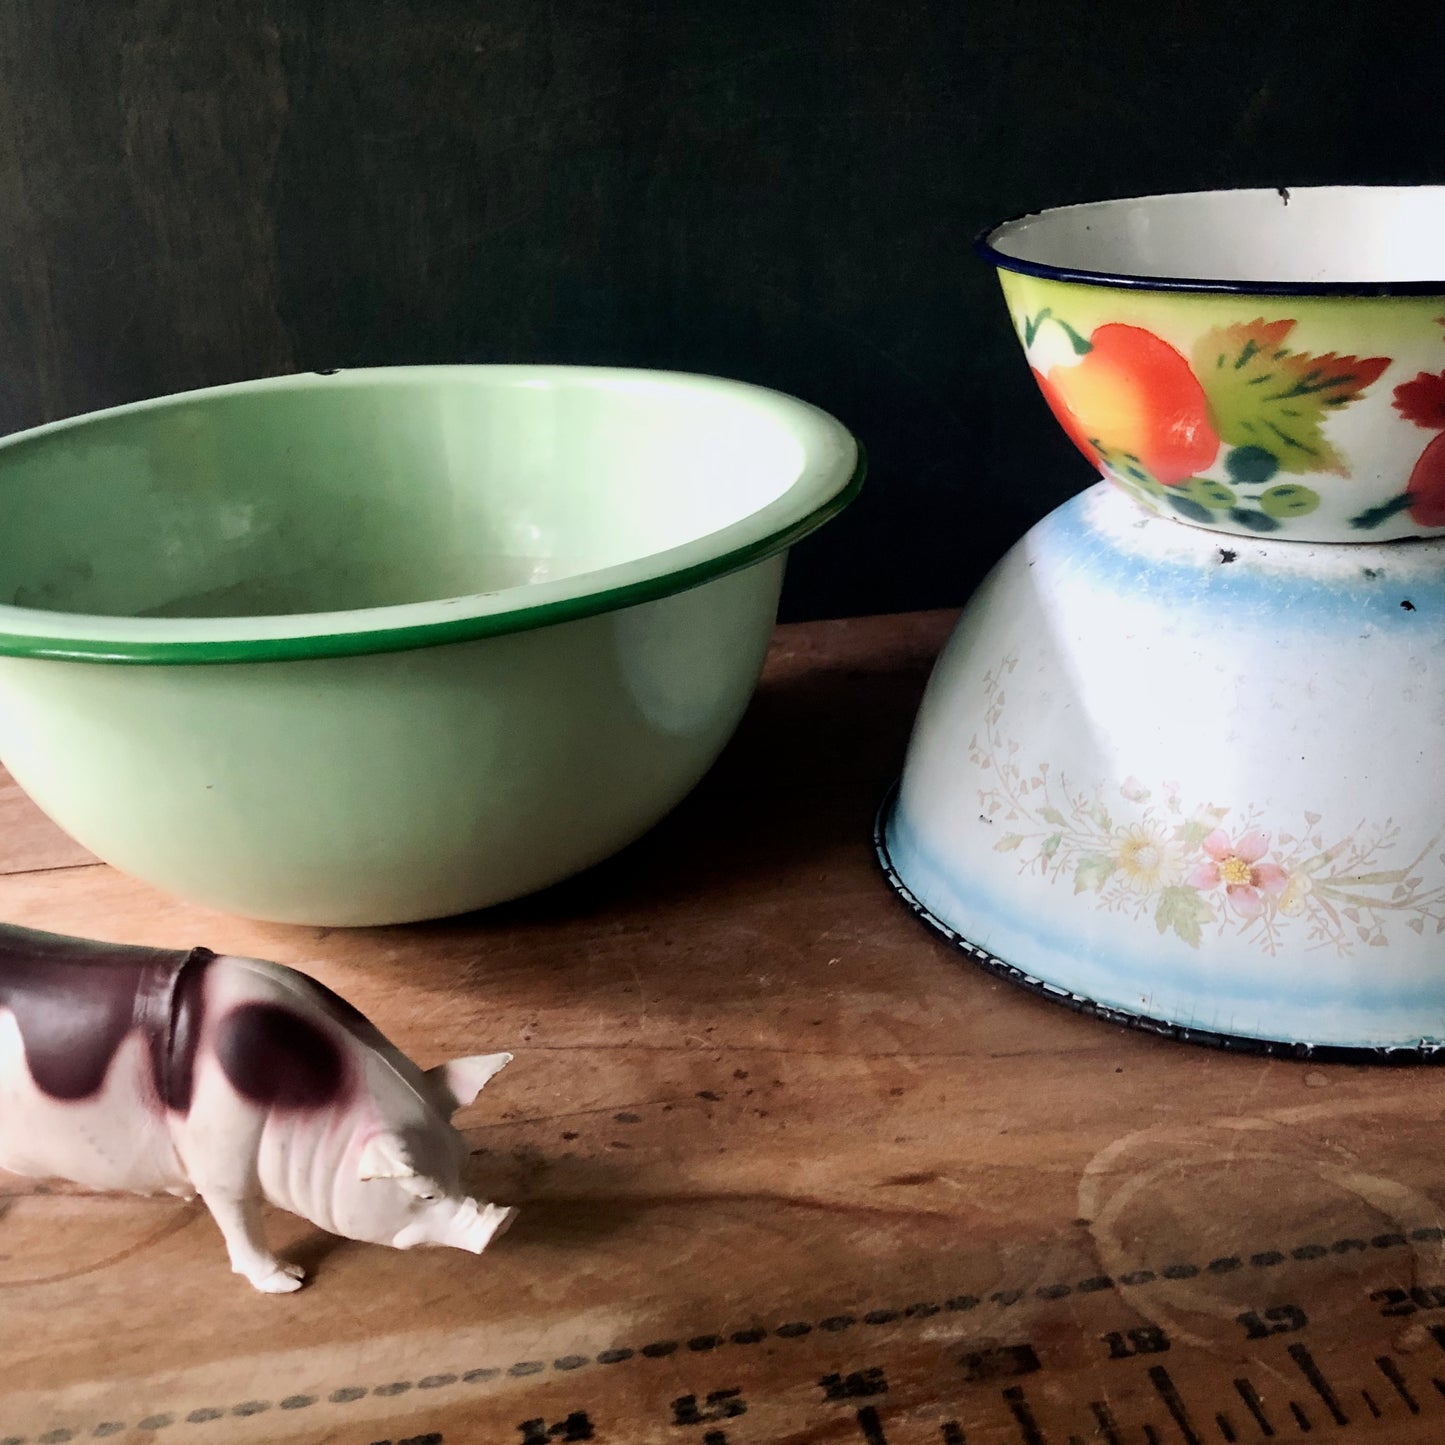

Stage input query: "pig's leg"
[
  {"left": 173, "top": 1048, "right": 308, "bottom": 1293},
  {"left": 175, "top": 1107, "right": 305, "bottom": 1292},
  {"left": 197, "top": 1188, "right": 306, "bottom": 1294}
]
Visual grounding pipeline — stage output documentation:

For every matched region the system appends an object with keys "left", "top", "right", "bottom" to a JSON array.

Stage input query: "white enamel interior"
[{"left": 987, "top": 186, "right": 1445, "bottom": 285}]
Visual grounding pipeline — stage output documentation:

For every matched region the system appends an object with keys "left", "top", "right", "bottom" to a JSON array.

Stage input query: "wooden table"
[{"left": 4, "top": 610, "right": 1445, "bottom": 1445}]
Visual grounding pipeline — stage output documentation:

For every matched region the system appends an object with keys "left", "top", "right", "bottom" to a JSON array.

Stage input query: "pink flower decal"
[{"left": 1187, "top": 829, "right": 1289, "bottom": 919}]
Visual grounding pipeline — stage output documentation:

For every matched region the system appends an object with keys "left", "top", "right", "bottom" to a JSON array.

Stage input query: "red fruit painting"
[
  {"left": 1394, "top": 370, "right": 1445, "bottom": 430},
  {"left": 1038, "top": 323, "right": 1220, "bottom": 484},
  {"left": 1020, "top": 307, "right": 1396, "bottom": 531},
  {"left": 1408, "top": 432, "right": 1445, "bottom": 527},
  {"left": 1355, "top": 366, "right": 1445, "bottom": 530}
]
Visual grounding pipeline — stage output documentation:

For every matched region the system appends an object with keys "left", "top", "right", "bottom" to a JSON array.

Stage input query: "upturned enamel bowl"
[
  {"left": 881, "top": 482, "right": 1445, "bottom": 1057},
  {"left": 0, "top": 366, "right": 861, "bottom": 926},
  {"left": 979, "top": 186, "right": 1445, "bottom": 542}
]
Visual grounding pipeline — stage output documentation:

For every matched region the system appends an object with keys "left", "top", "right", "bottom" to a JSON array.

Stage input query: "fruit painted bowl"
[
  {"left": 0, "top": 365, "right": 861, "bottom": 926},
  {"left": 978, "top": 185, "right": 1445, "bottom": 542}
]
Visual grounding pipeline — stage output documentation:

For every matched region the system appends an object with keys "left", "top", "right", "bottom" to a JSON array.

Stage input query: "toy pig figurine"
[{"left": 0, "top": 923, "right": 517, "bottom": 1292}]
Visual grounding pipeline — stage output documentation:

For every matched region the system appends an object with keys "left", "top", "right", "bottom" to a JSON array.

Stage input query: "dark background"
[{"left": 0, "top": 2, "right": 1437, "bottom": 621}]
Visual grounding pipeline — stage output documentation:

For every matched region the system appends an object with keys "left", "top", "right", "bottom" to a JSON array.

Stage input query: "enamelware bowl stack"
[{"left": 881, "top": 186, "right": 1445, "bottom": 1056}]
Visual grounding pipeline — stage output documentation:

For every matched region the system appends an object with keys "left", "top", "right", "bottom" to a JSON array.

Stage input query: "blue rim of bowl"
[
  {"left": 0, "top": 367, "right": 866, "bottom": 666},
  {"left": 974, "top": 185, "right": 1445, "bottom": 298},
  {"left": 872, "top": 781, "right": 1445, "bottom": 1065}
]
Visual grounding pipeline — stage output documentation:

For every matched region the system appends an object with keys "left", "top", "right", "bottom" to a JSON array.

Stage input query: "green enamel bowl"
[{"left": 0, "top": 365, "right": 862, "bottom": 925}]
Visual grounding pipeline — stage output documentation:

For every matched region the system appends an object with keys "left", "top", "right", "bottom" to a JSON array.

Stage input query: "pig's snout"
[
  {"left": 464, "top": 1201, "right": 518, "bottom": 1254},
  {"left": 402, "top": 1196, "right": 518, "bottom": 1254}
]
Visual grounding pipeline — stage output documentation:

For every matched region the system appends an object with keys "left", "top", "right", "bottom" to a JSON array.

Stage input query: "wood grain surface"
[{"left": 4, "top": 610, "right": 1445, "bottom": 1445}]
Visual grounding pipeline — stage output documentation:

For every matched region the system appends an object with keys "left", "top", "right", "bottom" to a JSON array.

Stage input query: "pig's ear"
[
  {"left": 426, "top": 1052, "right": 513, "bottom": 1117},
  {"left": 358, "top": 1131, "right": 418, "bottom": 1180}
]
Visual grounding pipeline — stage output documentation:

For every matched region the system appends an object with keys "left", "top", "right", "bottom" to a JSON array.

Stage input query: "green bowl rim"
[{"left": 0, "top": 365, "right": 866, "bottom": 666}]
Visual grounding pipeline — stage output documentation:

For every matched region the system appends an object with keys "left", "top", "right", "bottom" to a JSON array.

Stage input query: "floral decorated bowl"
[
  {"left": 880, "top": 481, "right": 1445, "bottom": 1056},
  {"left": 0, "top": 366, "right": 861, "bottom": 926},
  {"left": 978, "top": 186, "right": 1445, "bottom": 541}
]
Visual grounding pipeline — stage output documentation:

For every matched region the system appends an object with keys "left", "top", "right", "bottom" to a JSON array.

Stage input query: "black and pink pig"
[{"left": 0, "top": 924, "right": 517, "bottom": 1292}]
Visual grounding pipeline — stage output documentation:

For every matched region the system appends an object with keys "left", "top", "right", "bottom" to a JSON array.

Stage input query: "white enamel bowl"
[{"left": 882, "top": 482, "right": 1445, "bottom": 1056}]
